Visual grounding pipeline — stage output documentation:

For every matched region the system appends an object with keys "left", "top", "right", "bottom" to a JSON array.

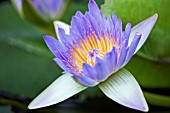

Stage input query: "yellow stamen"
[{"left": 69, "top": 34, "right": 121, "bottom": 75}]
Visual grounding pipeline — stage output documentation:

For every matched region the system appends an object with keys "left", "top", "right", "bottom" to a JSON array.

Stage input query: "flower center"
[
  {"left": 69, "top": 34, "right": 119, "bottom": 75},
  {"left": 87, "top": 49, "right": 104, "bottom": 66}
]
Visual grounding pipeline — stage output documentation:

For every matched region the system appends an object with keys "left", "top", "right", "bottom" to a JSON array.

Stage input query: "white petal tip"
[
  {"left": 154, "top": 13, "right": 158, "bottom": 18},
  {"left": 27, "top": 73, "right": 86, "bottom": 110},
  {"left": 130, "top": 13, "right": 158, "bottom": 53},
  {"left": 28, "top": 104, "right": 39, "bottom": 110},
  {"left": 150, "top": 13, "right": 158, "bottom": 22},
  {"left": 99, "top": 69, "right": 149, "bottom": 112},
  {"left": 53, "top": 21, "right": 70, "bottom": 34},
  {"left": 143, "top": 107, "right": 149, "bottom": 112},
  {"left": 28, "top": 98, "right": 53, "bottom": 109},
  {"left": 28, "top": 101, "right": 52, "bottom": 110},
  {"left": 53, "top": 21, "right": 70, "bottom": 42},
  {"left": 133, "top": 102, "right": 149, "bottom": 112}
]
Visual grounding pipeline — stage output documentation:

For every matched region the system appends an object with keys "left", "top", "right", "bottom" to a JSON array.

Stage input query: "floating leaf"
[
  {"left": 0, "top": 2, "right": 62, "bottom": 97},
  {"left": 125, "top": 55, "right": 170, "bottom": 88}
]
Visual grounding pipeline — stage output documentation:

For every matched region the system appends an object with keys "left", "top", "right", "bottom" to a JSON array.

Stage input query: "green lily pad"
[
  {"left": 125, "top": 55, "right": 170, "bottom": 88},
  {"left": 0, "top": 2, "right": 62, "bottom": 97},
  {"left": 101, "top": 0, "right": 170, "bottom": 61}
]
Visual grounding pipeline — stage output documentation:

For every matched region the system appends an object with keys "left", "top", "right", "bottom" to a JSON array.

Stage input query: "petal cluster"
[{"left": 44, "top": 0, "right": 157, "bottom": 87}]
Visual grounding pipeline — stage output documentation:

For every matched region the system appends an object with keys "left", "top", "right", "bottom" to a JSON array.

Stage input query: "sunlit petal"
[
  {"left": 99, "top": 68, "right": 148, "bottom": 112},
  {"left": 28, "top": 73, "right": 87, "bottom": 109},
  {"left": 129, "top": 14, "right": 158, "bottom": 54}
]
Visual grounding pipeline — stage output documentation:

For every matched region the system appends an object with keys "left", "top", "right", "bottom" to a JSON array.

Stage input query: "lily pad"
[
  {"left": 0, "top": 2, "right": 62, "bottom": 97},
  {"left": 125, "top": 55, "right": 170, "bottom": 88}
]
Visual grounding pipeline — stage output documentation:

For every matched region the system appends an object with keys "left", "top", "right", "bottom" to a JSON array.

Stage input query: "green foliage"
[
  {"left": 144, "top": 92, "right": 170, "bottom": 107},
  {"left": 0, "top": 2, "right": 62, "bottom": 97},
  {"left": 125, "top": 55, "right": 170, "bottom": 88}
]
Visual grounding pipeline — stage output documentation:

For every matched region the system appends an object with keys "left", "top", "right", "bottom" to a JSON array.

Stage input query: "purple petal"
[
  {"left": 93, "top": 62, "right": 111, "bottom": 81},
  {"left": 75, "top": 11, "right": 84, "bottom": 18},
  {"left": 95, "top": 57, "right": 103, "bottom": 64},
  {"left": 84, "top": 12, "right": 100, "bottom": 38},
  {"left": 54, "top": 21, "right": 70, "bottom": 42},
  {"left": 106, "top": 15, "right": 115, "bottom": 39},
  {"left": 88, "top": 0, "right": 103, "bottom": 25},
  {"left": 57, "top": 28, "right": 73, "bottom": 48},
  {"left": 115, "top": 18, "right": 123, "bottom": 44},
  {"left": 82, "top": 63, "right": 96, "bottom": 80},
  {"left": 124, "top": 23, "right": 132, "bottom": 41},
  {"left": 82, "top": 16, "right": 93, "bottom": 36},
  {"left": 73, "top": 74, "right": 99, "bottom": 87},
  {"left": 82, "top": 47, "right": 117, "bottom": 82},
  {"left": 53, "top": 58, "right": 70, "bottom": 73},
  {"left": 129, "top": 14, "right": 158, "bottom": 54},
  {"left": 112, "top": 14, "right": 119, "bottom": 43},
  {"left": 43, "top": 35, "right": 67, "bottom": 57},
  {"left": 88, "top": 0, "right": 106, "bottom": 36},
  {"left": 71, "top": 16, "right": 85, "bottom": 39},
  {"left": 116, "top": 45, "right": 129, "bottom": 70},
  {"left": 124, "top": 33, "right": 141, "bottom": 65},
  {"left": 91, "top": 47, "right": 118, "bottom": 81},
  {"left": 103, "top": 47, "right": 117, "bottom": 73}
]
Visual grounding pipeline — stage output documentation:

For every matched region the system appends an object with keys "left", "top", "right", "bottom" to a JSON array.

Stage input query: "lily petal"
[
  {"left": 28, "top": 73, "right": 87, "bottom": 109},
  {"left": 43, "top": 35, "right": 68, "bottom": 57},
  {"left": 54, "top": 21, "right": 70, "bottom": 41},
  {"left": 88, "top": 0, "right": 104, "bottom": 25},
  {"left": 98, "top": 68, "right": 148, "bottom": 112},
  {"left": 129, "top": 14, "right": 158, "bottom": 54},
  {"left": 73, "top": 74, "right": 99, "bottom": 87},
  {"left": 123, "top": 33, "right": 141, "bottom": 66}
]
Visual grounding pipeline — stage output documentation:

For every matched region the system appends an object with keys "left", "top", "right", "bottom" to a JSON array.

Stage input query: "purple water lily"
[
  {"left": 12, "top": 0, "right": 69, "bottom": 21},
  {"left": 29, "top": 0, "right": 65, "bottom": 20},
  {"left": 28, "top": 0, "right": 158, "bottom": 111}
]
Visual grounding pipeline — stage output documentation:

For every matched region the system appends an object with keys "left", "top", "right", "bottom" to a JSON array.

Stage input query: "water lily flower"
[
  {"left": 11, "top": 0, "right": 70, "bottom": 33},
  {"left": 12, "top": 0, "right": 70, "bottom": 21},
  {"left": 28, "top": 0, "right": 158, "bottom": 111}
]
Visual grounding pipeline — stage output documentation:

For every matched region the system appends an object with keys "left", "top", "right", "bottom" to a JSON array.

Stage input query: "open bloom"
[{"left": 28, "top": 0, "right": 158, "bottom": 111}]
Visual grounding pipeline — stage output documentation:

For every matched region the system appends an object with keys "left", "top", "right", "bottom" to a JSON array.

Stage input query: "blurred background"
[{"left": 0, "top": 0, "right": 170, "bottom": 113}]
